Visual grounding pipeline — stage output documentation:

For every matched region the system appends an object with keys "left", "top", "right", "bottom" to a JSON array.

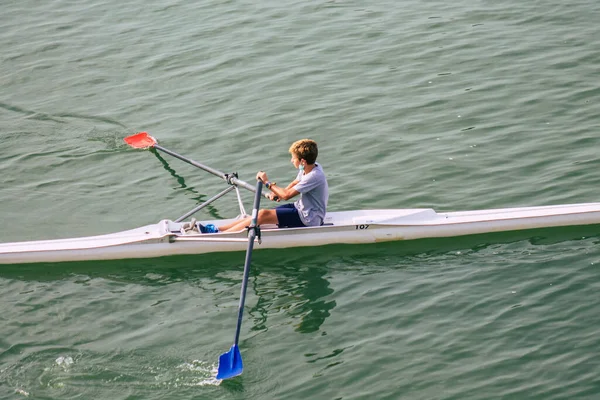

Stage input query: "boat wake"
[{"left": 0, "top": 349, "right": 222, "bottom": 399}]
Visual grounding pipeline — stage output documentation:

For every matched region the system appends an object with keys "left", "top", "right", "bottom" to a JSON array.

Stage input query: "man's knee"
[
  {"left": 257, "top": 209, "right": 272, "bottom": 219},
  {"left": 258, "top": 209, "right": 277, "bottom": 224}
]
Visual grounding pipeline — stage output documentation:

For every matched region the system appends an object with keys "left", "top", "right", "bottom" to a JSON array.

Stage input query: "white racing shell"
[{"left": 1, "top": 203, "right": 600, "bottom": 264}]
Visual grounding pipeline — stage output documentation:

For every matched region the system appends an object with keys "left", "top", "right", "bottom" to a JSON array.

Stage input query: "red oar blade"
[{"left": 124, "top": 132, "right": 157, "bottom": 149}]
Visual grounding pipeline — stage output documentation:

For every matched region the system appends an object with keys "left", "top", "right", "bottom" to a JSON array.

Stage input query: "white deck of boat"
[{"left": 1, "top": 203, "right": 600, "bottom": 259}]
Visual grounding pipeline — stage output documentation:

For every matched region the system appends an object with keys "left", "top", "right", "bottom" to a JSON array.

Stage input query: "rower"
[{"left": 212, "top": 139, "right": 329, "bottom": 233}]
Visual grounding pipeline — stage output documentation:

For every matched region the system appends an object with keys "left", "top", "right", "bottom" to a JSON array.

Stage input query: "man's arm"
[
  {"left": 269, "top": 181, "right": 300, "bottom": 201},
  {"left": 285, "top": 180, "right": 299, "bottom": 190},
  {"left": 256, "top": 170, "right": 300, "bottom": 201}
]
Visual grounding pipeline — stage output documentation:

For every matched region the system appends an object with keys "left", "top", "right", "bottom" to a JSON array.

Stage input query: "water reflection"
[
  {"left": 2, "top": 224, "right": 599, "bottom": 342},
  {"left": 150, "top": 148, "right": 224, "bottom": 220},
  {"left": 250, "top": 261, "right": 336, "bottom": 334}
]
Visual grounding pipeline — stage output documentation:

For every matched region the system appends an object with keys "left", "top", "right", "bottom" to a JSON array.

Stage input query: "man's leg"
[
  {"left": 217, "top": 216, "right": 249, "bottom": 232},
  {"left": 219, "top": 209, "right": 278, "bottom": 233}
]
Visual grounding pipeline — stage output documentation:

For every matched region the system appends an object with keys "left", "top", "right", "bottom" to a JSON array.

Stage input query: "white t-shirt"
[{"left": 293, "top": 163, "right": 329, "bottom": 226}]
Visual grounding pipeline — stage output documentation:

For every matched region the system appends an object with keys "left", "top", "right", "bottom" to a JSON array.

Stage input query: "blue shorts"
[{"left": 275, "top": 203, "right": 306, "bottom": 228}]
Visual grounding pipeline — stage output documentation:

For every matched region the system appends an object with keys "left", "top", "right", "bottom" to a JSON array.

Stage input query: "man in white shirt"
[{"left": 216, "top": 139, "right": 328, "bottom": 233}]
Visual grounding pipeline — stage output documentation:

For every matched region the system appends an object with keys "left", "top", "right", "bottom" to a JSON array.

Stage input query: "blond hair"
[{"left": 289, "top": 139, "right": 318, "bottom": 164}]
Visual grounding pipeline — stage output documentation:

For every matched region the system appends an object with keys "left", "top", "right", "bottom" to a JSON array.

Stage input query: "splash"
[
  {"left": 152, "top": 360, "right": 222, "bottom": 387},
  {"left": 176, "top": 360, "right": 222, "bottom": 386},
  {"left": 55, "top": 356, "right": 74, "bottom": 369}
]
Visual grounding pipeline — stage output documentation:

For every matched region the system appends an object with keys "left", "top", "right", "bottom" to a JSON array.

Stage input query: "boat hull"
[{"left": 2, "top": 203, "right": 600, "bottom": 264}]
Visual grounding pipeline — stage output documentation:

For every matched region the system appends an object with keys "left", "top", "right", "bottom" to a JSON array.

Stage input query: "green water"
[{"left": 2, "top": 0, "right": 600, "bottom": 398}]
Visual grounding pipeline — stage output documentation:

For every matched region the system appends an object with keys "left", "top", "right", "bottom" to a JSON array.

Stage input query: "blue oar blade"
[{"left": 216, "top": 344, "right": 243, "bottom": 380}]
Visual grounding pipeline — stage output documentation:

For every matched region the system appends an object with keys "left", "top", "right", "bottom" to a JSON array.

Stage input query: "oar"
[
  {"left": 216, "top": 180, "right": 263, "bottom": 380},
  {"left": 124, "top": 132, "right": 271, "bottom": 198}
]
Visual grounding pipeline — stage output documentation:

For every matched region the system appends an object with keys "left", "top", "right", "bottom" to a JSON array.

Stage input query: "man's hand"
[
  {"left": 267, "top": 192, "right": 280, "bottom": 202},
  {"left": 256, "top": 171, "right": 269, "bottom": 183}
]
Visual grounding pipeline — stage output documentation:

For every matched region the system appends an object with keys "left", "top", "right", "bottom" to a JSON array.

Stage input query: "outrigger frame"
[{"left": 124, "top": 132, "right": 263, "bottom": 221}]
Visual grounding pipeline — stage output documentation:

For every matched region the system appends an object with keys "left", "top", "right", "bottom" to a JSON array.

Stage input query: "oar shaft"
[
  {"left": 154, "top": 144, "right": 268, "bottom": 197},
  {"left": 155, "top": 144, "right": 226, "bottom": 179},
  {"left": 233, "top": 180, "right": 263, "bottom": 346}
]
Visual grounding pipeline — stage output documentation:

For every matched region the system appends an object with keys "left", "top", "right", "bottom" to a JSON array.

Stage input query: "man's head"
[{"left": 289, "top": 139, "right": 318, "bottom": 166}]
